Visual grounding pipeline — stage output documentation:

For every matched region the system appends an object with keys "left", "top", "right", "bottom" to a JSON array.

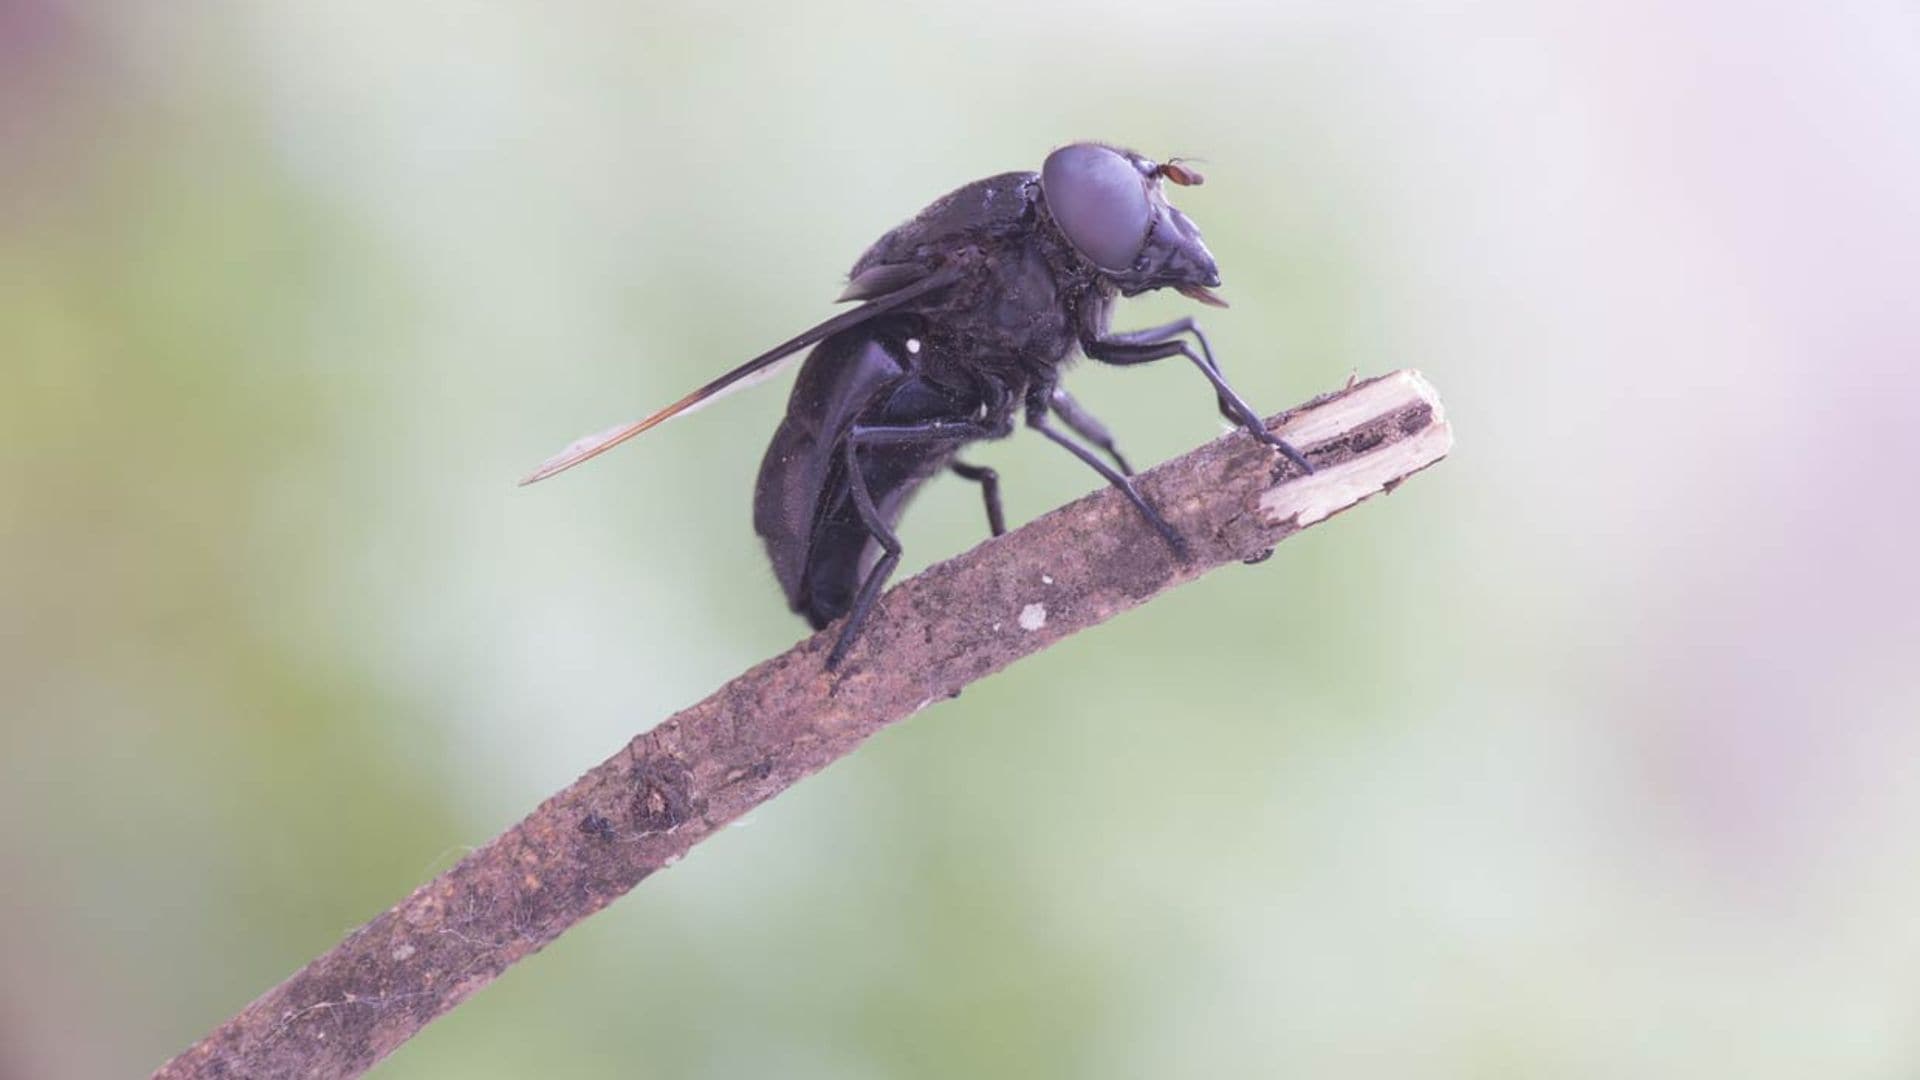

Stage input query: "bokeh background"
[{"left": 5, "top": 1, "right": 1918, "bottom": 1076}]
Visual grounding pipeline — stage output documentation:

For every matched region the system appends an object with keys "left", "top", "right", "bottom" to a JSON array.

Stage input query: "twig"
[{"left": 154, "top": 370, "right": 1453, "bottom": 1079}]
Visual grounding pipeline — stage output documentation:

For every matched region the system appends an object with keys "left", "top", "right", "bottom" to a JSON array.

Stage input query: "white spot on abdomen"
[
  {"left": 906, "top": 338, "right": 922, "bottom": 354},
  {"left": 1018, "top": 603, "right": 1047, "bottom": 631}
]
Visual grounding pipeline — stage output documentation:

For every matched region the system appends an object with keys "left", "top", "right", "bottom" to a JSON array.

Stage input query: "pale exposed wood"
[{"left": 1259, "top": 371, "right": 1451, "bottom": 528}]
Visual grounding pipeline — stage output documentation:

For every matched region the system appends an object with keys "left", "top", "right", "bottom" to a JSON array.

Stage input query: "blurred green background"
[{"left": 5, "top": 1, "right": 1918, "bottom": 1077}]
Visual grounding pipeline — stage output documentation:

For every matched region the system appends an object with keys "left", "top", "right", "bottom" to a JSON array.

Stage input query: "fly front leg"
[
  {"left": 1095, "top": 317, "right": 1237, "bottom": 422},
  {"left": 1084, "top": 319, "right": 1314, "bottom": 475}
]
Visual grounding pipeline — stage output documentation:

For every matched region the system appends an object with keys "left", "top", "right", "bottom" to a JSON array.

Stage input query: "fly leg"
[
  {"left": 1094, "top": 317, "right": 1237, "bottom": 423},
  {"left": 831, "top": 435, "right": 903, "bottom": 670},
  {"left": 1048, "top": 388, "right": 1134, "bottom": 476},
  {"left": 830, "top": 415, "right": 1007, "bottom": 669},
  {"left": 948, "top": 461, "right": 1006, "bottom": 537},
  {"left": 1028, "top": 410, "right": 1189, "bottom": 562},
  {"left": 1085, "top": 318, "right": 1313, "bottom": 475}
]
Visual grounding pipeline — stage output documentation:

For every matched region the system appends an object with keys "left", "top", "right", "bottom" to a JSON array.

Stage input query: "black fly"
[{"left": 522, "top": 142, "right": 1312, "bottom": 668}]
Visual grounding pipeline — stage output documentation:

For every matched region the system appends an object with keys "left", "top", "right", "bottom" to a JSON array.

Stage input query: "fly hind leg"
[
  {"left": 828, "top": 413, "right": 1007, "bottom": 669},
  {"left": 829, "top": 437, "right": 905, "bottom": 670}
]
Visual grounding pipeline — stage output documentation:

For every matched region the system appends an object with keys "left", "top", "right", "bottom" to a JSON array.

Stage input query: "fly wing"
[
  {"left": 518, "top": 263, "right": 960, "bottom": 486},
  {"left": 836, "top": 261, "right": 929, "bottom": 302}
]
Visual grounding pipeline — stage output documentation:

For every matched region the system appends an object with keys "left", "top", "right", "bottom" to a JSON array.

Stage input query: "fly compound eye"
[{"left": 1041, "top": 143, "right": 1151, "bottom": 273}]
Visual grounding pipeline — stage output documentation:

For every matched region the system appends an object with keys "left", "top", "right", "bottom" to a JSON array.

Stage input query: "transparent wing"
[
  {"left": 519, "top": 353, "right": 800, "bottom": 486},
  {"left": 518, "top": 264, "right": 958, "bottom": 486}
]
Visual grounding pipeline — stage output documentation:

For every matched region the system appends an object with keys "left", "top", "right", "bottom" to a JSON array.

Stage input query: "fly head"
[{"left": 1038, "top": 142, "right": 1226, "bottom": 307}]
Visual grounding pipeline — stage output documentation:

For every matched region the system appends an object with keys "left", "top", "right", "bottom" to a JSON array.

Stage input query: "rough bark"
[{"left": 155, "top": 370, "right": 1453, "bottom": 1079}]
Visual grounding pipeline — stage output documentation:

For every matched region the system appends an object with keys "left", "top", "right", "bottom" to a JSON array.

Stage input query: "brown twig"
[{"left": 154, "top": 370, "right": 1453, "bottom": 1080}]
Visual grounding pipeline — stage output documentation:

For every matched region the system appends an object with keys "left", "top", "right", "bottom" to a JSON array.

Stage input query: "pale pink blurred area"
[
  {"left": 1380, "top": 0, "right": 1920, "bottom": 869},
  {"left": 4, "top": 2, "right": 1919, "bottom": 1077},
  {"left": 0, "top": 0, "right": 81, "bottom": 138},
  {"left": 1558, "top": 1, "right": 1919, "bottom": 885}
]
